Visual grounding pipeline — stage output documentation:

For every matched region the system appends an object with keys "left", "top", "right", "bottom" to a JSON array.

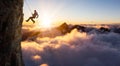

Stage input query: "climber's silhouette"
[{"left": 26, "top": 10, "right": 39, "bottom": 23}]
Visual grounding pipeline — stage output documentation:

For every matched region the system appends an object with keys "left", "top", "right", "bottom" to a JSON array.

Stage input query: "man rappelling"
[{"left": 26, "top": 10, "right": 39, "bottom": 23}]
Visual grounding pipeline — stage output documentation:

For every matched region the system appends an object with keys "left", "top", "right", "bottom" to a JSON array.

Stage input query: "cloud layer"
[{"left": 22, "top": 28, "right": 120, "bottom": 66}]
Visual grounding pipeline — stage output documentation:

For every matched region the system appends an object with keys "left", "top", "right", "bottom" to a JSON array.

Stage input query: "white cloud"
[{"left": 22, "top": 28, "right": 120, "bottom": 66}]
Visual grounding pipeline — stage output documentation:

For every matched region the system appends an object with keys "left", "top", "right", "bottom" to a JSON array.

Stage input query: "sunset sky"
[{"left": 23, "top": 0, "right": 120, "bottom": 26}]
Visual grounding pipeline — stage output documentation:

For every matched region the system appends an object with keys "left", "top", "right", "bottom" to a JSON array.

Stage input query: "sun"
[
  {"left": 36, "top": 14, "right": 53, "bottom": 29},
  {"left": 41, "top": 16, "right": 52, "bottom": 28}
]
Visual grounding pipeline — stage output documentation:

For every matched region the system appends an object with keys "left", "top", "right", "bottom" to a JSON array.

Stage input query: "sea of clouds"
[{"left": 22, "top": 25, "right": 120, "bottom": 66}]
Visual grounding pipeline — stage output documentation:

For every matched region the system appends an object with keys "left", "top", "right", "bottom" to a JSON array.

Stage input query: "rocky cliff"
[{"left": 0, "top": 0, "right": 24, "bottom": 66}]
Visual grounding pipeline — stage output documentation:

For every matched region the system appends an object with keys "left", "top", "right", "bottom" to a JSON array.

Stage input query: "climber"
[{"left": 26, "top": 10, "right": 39, "bottom": 23}]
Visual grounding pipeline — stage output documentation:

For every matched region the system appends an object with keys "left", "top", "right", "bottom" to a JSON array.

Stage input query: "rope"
[
  {"left": 25, "top": 0, "right": 33, "bottom": 14},
  {"left": 24, "top": 0, "right": 40, "bottom": 24}
]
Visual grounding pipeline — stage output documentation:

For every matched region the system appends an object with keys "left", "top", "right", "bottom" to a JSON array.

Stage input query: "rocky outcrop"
[
  {"left": 0, "top": 0, "right": 24, "bottom": 66},
  {"left": 57, "top": 22, "right": 70, "bottom": 34}
]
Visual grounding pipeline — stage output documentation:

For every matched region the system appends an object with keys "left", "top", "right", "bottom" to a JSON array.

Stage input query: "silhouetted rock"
[
  {"left": 22, "top": 30, "right": 40, "bottom": 41},
  {"left": 0, "top": 0, "right": 24, "bottom": 66},
  {"left": 71, "top": 25, "right": 86, "bottom": 32},
  {"left": 57, "top": 22, "right": 70, "bottom": 34},
  {"left": 99, "top": 27, "right": 110, "bottom": 33}
]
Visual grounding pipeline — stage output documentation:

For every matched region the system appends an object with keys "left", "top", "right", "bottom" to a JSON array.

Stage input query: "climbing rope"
[
  {"left": 25, "top": 0, "right": 33, "bottom": 14},
  {"left": 24, "top": 0, "right": 41, "bottom": 25}
]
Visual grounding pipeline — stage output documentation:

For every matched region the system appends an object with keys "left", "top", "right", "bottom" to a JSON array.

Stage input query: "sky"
[{"left": 23, "top": 0, "right": 120, "bottom": 26}]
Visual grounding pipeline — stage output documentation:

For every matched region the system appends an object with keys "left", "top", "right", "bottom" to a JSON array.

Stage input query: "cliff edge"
[{"left": 0, "top": 0, "right": 24, "bottom": 66}]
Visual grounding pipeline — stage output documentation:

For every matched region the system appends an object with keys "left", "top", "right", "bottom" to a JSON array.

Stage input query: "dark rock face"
[
  {"left": 71, "top": 25, "right": 86, "bottom": 32},
  {"left": 57, "top": 22, "right": 70, "bottom": 34},
  {"left": 99, "top": 27, "right": 110, "bottom": 33},
  {"left": 0, "top": 0, "right": 24, "bottom": 66}
]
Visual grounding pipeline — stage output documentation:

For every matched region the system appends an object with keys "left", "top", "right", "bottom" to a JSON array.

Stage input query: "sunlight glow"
[
  {"left": 32, "top": 55, "right": 41, "bottom": 61},
  {"left": 42, "top": 17, "right": 51, "bottom": 28},
  {"left": 37, "top": 14, "right": 53, "bottom": 29},
  {"left": 40, "top": 64, "right": 49, "bottom": 66}
]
